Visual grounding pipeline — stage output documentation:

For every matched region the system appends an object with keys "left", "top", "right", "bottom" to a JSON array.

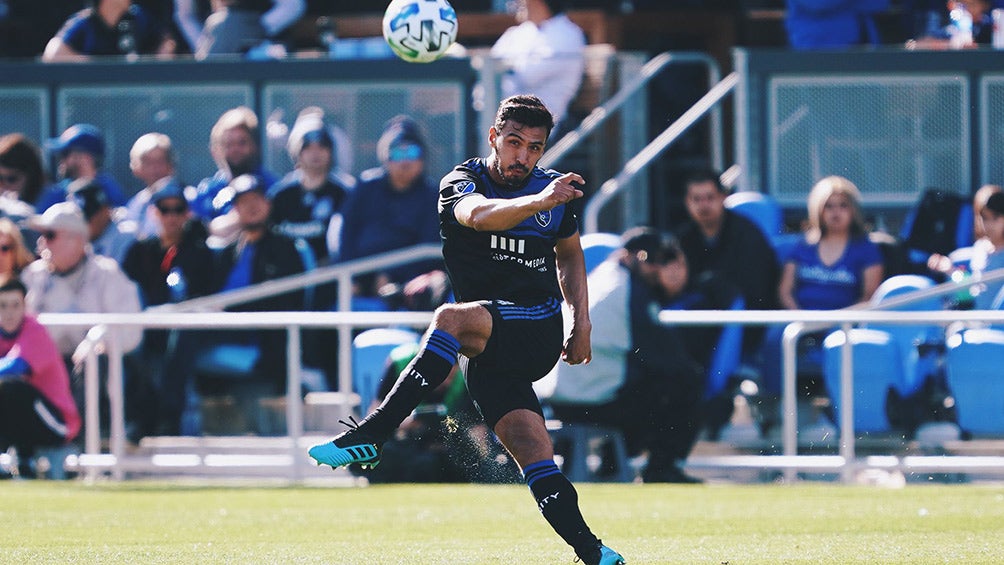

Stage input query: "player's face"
[
  {"left": 488, "top": 121, "right": 548, "bottom": 187},
  {"left": 0, "top": 289, "right": 25, "bottom": 335}
]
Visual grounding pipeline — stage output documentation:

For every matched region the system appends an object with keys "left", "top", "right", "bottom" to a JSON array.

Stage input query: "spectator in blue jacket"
[
  {"left": 337, "top": 116, "right": 446, "bottom": 310},
  {"left": 41, "top": 0, "right": 175, "bottom": 62},
  {"left": 36, "top": 124, "right": 129, "bottom": 213},
  {"left": 786, "top": 0, "right": 891, "bottom": 50}
]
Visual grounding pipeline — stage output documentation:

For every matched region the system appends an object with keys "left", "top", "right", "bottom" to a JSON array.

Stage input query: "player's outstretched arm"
[
  {"left": 555, "top": 232, "right": 591, "bottom": 365},
  {"left": 454, "top": 172, "right": 584, "bottom": 232}
]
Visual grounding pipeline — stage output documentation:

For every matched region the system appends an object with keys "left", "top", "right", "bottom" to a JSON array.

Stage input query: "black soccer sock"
[
  {"left": 523, "top": 460, "right": 600, "bottom": 560},
  {"left": 361, "top": 329, "right": 460, "bottom": 439}
]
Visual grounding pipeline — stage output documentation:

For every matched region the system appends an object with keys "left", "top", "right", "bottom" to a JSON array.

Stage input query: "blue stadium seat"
[
  {"left": 580, "top": 232, "right": 622, "bottom": 274},
  {"left": 823, "top": 328, "right": 907, "bottom": 433},
  {"left": 724, "top": 191, "right": 783, "bottom": 239},
  {"left": 867, "top": 274, "right": 943, "bottom": 395},
  {"left": 352, "top": 327, "right": 422, "bottom": 413},
  {"left": 945, "top": 328, "right": 1004, "bottom": 434}
]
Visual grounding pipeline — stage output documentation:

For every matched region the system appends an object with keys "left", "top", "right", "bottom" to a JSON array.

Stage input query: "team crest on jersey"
[
  {"left": 535, "top": 210, "right": 552, "bottom": 227},
  {"left": 457, "top": 181, "right": 475, "bottom": 194}
]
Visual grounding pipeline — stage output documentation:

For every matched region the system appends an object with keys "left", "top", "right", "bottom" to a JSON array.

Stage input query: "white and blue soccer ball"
[{"left": 382, "top": 0, "right": 459, "bottom": 63}]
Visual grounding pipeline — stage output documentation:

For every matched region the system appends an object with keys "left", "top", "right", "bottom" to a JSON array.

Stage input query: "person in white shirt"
[{"left": 490, "top": 0, "right": 586, "bottom": 131}]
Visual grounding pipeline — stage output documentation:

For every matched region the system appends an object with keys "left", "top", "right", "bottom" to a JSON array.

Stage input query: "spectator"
[
  {"left": 21, "top": 202, "right": 143, "bottom": 360},
  {"left": 927, "top": 184, "right": 1002, "bottom": 276},
  {"left": 0, "top": 217, "right": 36, "bottom": 281},
  {"left": 36, "top": 124, "right": 128, "bottom": 213},
  {"left": 786, "top": 0, "right": 890, "bottom": 50},
  {"left": 969, "top": 191, "right": 1004, "bottom": 309},
  {"left": 122, "top": 132, "right": 179, "bottom": 240},
  {"left": 21, "top": 202, "right": 144, "bottom": 440},
  {"left": 212, "top": 174, "right": 306, "bottom": 394},
  {"left": 194, "top": 0, "right": 306, "bottom": 60},
  {"left": 489, "top": 0, "right": 586, "bottom": 131},
  {"left": 122, "top": 183, "right": 216, "bottom": 434},
  {"left": 68, "top": 178, "right": 137, "bottom": 264},
  {"left": 0, "top": 133, "right": 46, "bottom": 207},
  {"left": 0, "top": 278, "right": 81, "bottom": 479},
  {"left": 338, "top": 116, "right": 446, "bottom": 311},
  {"left": 191, "top": 107, "right": 278, "bottom": 220},
  {"left": 773, "top": 176, "right": 884, "bottom": 397},
  {"left": 173, "top": 0, "right": 213, "bottom": 53},
  {"left": 41, "top": 0, "right": 175, "bottom": 62},
  {"left": 908, "top": 0, "right": 995, "bottom": 49},
  {"left": 676, "top": 169, "right": 778, "bottom": 359},
  {"left": 545, "top": 227, "right": 734, "bottom": 483},
  {"left": 268, "top": 107, "right": 352, "bottom": 266}
]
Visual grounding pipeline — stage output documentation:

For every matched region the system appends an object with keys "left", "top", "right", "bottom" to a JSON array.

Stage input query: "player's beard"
[{"left": 493, "top": 159, "right": 529, "bottom": 189}]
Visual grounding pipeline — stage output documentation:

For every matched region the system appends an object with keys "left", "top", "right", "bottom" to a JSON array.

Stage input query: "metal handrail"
[
  {"left": 149, "top": 243, "right": 442, "bottom": 394},
  {"left": 583, "top": 71, "right": 739, "bottom": 234},
  {"left": 539, "top": 51, "right": 723, "bottom": 172}
]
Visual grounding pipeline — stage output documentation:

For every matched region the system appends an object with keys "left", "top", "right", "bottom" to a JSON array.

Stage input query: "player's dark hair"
[
  {"left": 0, "top": 277, "right": 27, "bottom": 297},
  {"left": 494, "top": 95, "right": 554, "bottom": 139},
  {"left": 683, "top": 168, "right": 727, "bottom": 195}
]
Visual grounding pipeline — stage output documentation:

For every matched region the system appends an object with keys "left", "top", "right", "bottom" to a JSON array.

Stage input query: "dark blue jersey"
[
  {"left": 439, "top": 158, "right": 578, "bottom": 304},
  {"left": 56, "top": 6, "right": 166, "bottom": 56}
]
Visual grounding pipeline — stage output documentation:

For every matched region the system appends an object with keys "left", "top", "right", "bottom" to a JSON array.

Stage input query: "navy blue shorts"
[{"left": 462, "top": 297, "right": 564, "bottom": 429}]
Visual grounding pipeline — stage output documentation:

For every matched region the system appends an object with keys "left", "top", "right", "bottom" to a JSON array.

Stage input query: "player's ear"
[{"left": 488, "top": 126, "right": 498, "bottom": 145}]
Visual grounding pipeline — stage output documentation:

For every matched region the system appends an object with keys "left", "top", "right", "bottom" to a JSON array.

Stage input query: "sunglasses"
[
  {"left": 156, "top": 205, "right": 188, "bottom": 215},
  {"left": 41, "top": 231, "right": 58, "bottom": 241},
  {"left": 0, "top": 173, "right": 23, "bottom": 184}
]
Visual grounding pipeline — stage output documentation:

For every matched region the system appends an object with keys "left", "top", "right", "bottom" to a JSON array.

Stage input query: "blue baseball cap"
[{"left": 47, "top": 124, "right": 105, "bottom": 158}]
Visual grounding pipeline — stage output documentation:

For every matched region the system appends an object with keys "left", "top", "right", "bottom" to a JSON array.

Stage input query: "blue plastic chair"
[
  {"left": 945, "top": 328, "right": 1004, "bottom": 434},
  {"left": 724, "top": 191, "right": 783, "bottom": 239},
  {"left": 868, "top": 274, "right": 943, "bottom": 395},
  {"left": 580, "top": 232, "right": 622, "bottom": 274},
  {"left": 822, "top": 328, "right": 906, "bottom": 433},
  {"left": 352, "top": 327, "right": 422, "bottom": 413}
]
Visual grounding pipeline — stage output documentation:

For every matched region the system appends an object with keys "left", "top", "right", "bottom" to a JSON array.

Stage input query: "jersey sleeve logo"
[
  {"left": 457, "top": 181, "right": 476, "bottom": 194},
  {"left": 535, "top": 210, "right": 552, "bottom": 228}
]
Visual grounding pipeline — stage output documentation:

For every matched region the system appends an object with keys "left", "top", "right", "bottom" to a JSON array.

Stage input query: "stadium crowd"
[{"left": 2, "top": 1, "right": 1003, "bottom": 485}]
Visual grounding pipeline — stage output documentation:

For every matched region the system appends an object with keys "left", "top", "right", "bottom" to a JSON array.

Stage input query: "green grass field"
[{"left": 2, "top": 481, "right": 1003, "bottom": 564}]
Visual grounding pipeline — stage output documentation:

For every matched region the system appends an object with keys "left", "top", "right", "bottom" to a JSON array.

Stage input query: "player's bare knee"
[{"left": 432, "top": 303, "right": 490, "bottom": 354}]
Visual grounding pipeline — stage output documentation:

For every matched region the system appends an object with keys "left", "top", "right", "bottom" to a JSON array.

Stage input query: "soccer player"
[{"left": 309, "top": 95, "right": 626, "bottom": 565}]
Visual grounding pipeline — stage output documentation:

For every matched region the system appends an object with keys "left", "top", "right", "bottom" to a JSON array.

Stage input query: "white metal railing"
[{"left": 151, "top": 243, "right": 443, "bottom": 396}]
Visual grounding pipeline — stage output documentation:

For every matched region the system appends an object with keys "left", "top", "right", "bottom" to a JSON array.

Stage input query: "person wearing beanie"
[
  {"left": 267, "top": 107, "right": 353, "bottom": 267},
  {"left": 337, "top": 115, "right": 446, "bottom": 310}
]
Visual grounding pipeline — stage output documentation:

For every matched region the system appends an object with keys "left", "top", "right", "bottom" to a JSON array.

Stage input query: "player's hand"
[
  {"left": 539, "top": 172, "right": 585, "bottom": 211},
  {"left": 561, "top": 326, "right": 591, "bottom": 365}
]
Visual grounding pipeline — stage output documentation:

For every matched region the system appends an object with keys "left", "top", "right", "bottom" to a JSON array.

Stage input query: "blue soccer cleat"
[
  {"left": 598, "top": 545, "right": 626, "bottom": 565},
  {"left": 308, "top": 417, "right": 383, "bottom": 470}
]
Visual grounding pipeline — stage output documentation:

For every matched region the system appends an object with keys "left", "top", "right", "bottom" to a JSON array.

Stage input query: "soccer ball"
[{"left": 382, "top": 0, "right": 458, "bottom": 63}]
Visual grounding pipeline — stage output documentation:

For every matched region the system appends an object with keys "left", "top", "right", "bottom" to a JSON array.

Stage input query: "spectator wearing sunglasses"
[
  {"left": 337, "top": 115, "right": 446, "bottom": 311},
  {"left": 122, "top": 182, "right": 216, "bottom": 435},
  {"left": 68, "top": 178, "right": 137, "bottom": 265}
]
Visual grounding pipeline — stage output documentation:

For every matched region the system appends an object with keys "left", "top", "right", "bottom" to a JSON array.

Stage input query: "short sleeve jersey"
[
  {"left": 439, "top": 158, "right": 578, "bottom": 303},
  {"left": 788, "top": 236, "right": 883, "bottom": 310}
]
